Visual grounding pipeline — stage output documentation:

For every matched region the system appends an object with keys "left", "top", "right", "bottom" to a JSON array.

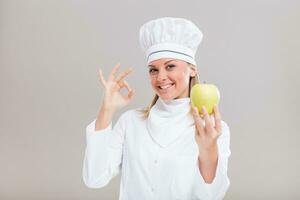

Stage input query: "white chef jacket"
[{"left": 82, "top": 97, "right": 231, "bottom": 200}]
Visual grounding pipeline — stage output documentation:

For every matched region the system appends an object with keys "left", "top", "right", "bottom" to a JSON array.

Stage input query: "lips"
[{"left": 157, "top": 83, "right": 175, "bottom": 90}]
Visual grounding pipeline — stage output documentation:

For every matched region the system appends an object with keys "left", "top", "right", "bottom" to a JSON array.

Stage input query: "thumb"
[{"left": 127, "top": 89, "right": 135, "bottom": 100}]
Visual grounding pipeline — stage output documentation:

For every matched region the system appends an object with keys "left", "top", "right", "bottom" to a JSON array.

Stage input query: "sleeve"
[
  {"left": 192, "top": 120, "right": 231, "bottom": 200},
  {"left": 82, "top": 112, "right": 127, "bottom": 189}
]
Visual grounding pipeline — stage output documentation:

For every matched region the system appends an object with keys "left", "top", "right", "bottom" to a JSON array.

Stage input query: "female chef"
[{"left": 82, "top": 17, "right": 231, "bottom": 200}]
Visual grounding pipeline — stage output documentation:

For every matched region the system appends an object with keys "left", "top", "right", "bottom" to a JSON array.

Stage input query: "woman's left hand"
[{"left": 191, "top": 104, "right": 222, "bottom": 151}]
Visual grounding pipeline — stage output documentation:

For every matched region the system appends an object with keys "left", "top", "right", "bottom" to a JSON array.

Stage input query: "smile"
[{"left": 158, "top": 83, "right": 175, "bottom": 91}]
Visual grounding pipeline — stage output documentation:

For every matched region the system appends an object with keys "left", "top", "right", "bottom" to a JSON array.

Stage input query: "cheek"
[
  {"left": 149, "top": 77, "right": 156, "bottom": 87},
  {"left": 175, "top": 72, "right": 189, "bottom": 86}
]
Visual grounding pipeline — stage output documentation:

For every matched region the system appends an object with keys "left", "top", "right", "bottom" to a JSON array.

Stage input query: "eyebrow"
[{"left": 148, "top": 59, "right": 176, "bottom": 68}]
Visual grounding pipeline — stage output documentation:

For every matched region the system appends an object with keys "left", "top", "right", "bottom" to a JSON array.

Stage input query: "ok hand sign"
[{"left": 98, "top": 63, "right": 135, "bottom": 112}]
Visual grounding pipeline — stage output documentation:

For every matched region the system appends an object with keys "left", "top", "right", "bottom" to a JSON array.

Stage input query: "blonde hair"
[{"left": 137, "top": 63, "right": 200, "bottom": 120}]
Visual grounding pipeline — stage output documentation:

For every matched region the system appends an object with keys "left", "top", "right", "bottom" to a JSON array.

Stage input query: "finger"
[
  {"left": 124, "top": 81, "right": 134, "bottom": 99},
  {"left": 98, "top": 68, "right": 107, "bottom": 86},
  {"left": 118, "top": 80, "right": 135, "bottom": 100},
  {"left": 116, "top": 67, "right": 133, "bottom": 83},
  {"left": 191, "top": 106, "right": 205, "bottom": 135},
  {"left": 213, "top": 104, "right": 222, "bottom": 134},
  {"left": 116, "top": 79, "right": 128, "bottom": 90},
  {"left": 127, "top": 88, "right": 135, "bottom": 100},
  {"left": 118, "top": 80, "right": 133, "bottom": 92},
  {"left": 202, "top": 106, "right": 214, "bottom": 133},
  {"left": 210, "top": 115, "right": 215, "bottom": 127},
  {"left": 122, "top": 80, "right": 132, "bottom": 92},
  {"left": 109, "top": 63, "right": 121, "bottom": 80}
]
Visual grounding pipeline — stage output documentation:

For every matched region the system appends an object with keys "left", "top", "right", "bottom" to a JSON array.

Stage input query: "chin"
[
  {"left": 160, "top": 97, "right": 173, "bottom": 101},
  {"left": 157, "top": 94, "right": 172, "bottom": 101},
  {"left": 158, "top": 94, "right": 180, "bottom": 101},
  {"left": 156, "top": 88, "right": 188, "bottom": 100}
]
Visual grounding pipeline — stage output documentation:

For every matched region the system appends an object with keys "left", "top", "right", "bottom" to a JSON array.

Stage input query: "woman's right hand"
[{"left": 98, "top": 63, "right": 135, "bottom": 112}]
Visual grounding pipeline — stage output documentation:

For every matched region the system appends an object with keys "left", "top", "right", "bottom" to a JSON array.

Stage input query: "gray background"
[{"left": 0, "top": 0, "right": 299, "bottom": 199}]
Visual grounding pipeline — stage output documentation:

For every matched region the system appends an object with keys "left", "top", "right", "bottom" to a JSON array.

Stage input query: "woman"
[{"left": 82, "top": 17, "right": 231, "bottom": 200}]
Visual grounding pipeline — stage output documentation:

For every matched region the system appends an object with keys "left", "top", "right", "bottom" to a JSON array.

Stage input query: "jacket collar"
[{"left": 146, "top": 97, "right": 195, "bottom": 148}]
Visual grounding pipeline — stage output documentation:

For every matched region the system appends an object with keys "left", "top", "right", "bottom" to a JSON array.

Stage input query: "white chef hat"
[{"left": 139, "top": 17, "right": 203, "bottom": 66}]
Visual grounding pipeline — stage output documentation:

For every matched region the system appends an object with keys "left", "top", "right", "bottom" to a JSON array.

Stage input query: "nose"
[{"left": 157, "top": 70, "right": 167, "bottom": 81}]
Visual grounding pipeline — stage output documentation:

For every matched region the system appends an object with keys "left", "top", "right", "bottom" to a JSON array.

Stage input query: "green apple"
[{"left": 190, "top": 83, "right": 220, "bottom": 115}]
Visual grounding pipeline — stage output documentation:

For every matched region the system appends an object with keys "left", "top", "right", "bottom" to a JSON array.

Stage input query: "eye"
[
  {"left": 149, "top": 68, "right": 157, "bottom": 74},
  {"left": 166, "top": 64, "right": 175, "bottom": 69}
]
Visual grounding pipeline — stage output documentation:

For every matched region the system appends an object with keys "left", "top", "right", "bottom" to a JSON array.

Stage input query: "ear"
[{"left": 189, "top": 65, "right": 198, "bottom": 77}]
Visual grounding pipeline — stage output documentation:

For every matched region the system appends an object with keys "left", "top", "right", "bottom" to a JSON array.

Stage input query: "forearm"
[
  {"left": 83, "top": 117, "right": 121, "bottom": 188},
  {"left": 198, "top": 144, "right": 218, "bottom": 183},
  {"left": 95, "top": 104, "right": 116, "bottom": 131}
]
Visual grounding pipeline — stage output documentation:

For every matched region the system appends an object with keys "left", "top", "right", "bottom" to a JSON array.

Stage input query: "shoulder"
[
  {"left": 114, "top": 107, "right": 146, "bottom": 131},
  {"left": 119, "top": 107, "right": 147, "bottom": 121}
]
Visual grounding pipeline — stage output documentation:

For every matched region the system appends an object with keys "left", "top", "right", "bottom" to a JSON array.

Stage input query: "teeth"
[{"left": 159, "top": 84, "right": 173, "bottom": 89}]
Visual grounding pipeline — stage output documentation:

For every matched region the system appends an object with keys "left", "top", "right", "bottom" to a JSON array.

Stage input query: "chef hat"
[{"left": 139, "top": 17, "right": 203, "bottom": 66}]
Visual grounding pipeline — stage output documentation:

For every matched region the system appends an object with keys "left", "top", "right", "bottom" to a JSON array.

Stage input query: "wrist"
[
  {"left": 101, "top": 102, "right": 117, "bottom": 113},
  {"left": 199, "top": 142, "right": 218, "bottom": 152},
  {"left": 95, "top": 105, "right": 116, "bottom": 131},
  {"left": 102, "top": 106, "right": 117, "bottom": 113},
  {"left": 199, "top": 143, "right": 218, "bottom": 158}
]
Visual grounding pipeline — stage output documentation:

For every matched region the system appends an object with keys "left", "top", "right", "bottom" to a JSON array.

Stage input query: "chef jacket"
[{"left": 82, "top": 97, "right": 231, "bottom": 200}]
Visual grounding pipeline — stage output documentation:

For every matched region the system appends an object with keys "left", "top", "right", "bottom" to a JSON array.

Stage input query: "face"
[{"left": 148, "top": 58, "right": 197, "bottom": 101}]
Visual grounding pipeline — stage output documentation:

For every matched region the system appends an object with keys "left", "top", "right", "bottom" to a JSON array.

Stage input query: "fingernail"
[{"left": 192, "top": 107, "right": 195, "bottom": 113}]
